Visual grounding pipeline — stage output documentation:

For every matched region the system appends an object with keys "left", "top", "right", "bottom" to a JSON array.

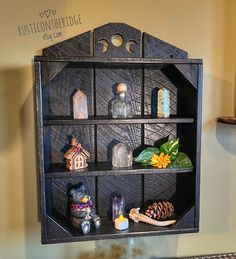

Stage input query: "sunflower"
[{"left": 150, "top": 152, "right": 171, "bottom": 168}]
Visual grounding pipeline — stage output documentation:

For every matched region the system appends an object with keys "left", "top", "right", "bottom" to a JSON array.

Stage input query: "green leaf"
[
  {"left": 134, "top": 147, "right": 159, "bottom": 165},
  {"left": 160, "top": 138, "right": 179, "bottom": 160},
  {"left": 169, "top": 152, "right": 193, "bottom": 168}
]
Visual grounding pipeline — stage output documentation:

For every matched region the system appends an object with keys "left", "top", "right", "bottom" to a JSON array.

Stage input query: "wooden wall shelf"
[
  {"left": 34, "top": 23, "right": 202, "bottom": 244},
  {"left": 218, "top": 116, "right": 236, "bottom": 125}
]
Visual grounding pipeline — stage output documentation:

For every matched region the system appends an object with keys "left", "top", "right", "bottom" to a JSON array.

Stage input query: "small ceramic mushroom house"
[{"left": 64, "top": 137, "right": 91, "bottom": 170}]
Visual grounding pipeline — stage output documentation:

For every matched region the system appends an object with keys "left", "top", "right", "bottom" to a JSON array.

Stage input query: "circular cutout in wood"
[
  {"left": 111, "top": 34, "right": 124, "bottom": 47},
  {"left": 97, "top": 39, "right": 109, "bottom": 52},
  {"left": 126, "top": 40, "right": 137, "bottom": 53}
]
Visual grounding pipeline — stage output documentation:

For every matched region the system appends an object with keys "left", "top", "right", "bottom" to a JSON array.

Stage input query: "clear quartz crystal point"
[
  {"left": 112, "top": 142, "right": 133, "bottom": 168},
  {"left": 112, "top": 83, "right": 133, "bottom": 118}
]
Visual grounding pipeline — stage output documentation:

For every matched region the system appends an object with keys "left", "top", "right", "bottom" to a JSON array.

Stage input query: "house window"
[{"left": 75, "top": 156, "right": 83, "bottom": 168}]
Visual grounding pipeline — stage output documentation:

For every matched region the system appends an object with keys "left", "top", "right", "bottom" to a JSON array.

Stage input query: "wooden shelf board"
[
  {"left": 45, "top": 162, "right": 193, "bottom": 178},
  {"left": 44, "top": 205, "right": 197, "bottom": 243},
  {"left": 44, "top": 116, "right": 194, "bottom": 126},
  {"left": 218, "top": 116, "right": 236, "bottom": 125},
  {"left": 35, "top": 56, "right": 203, "bottom": 65}
]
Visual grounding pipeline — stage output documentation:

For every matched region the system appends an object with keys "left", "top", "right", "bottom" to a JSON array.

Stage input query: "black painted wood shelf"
[
  {"left": 35, "top": 23, "right": 202, "bottom": 244},
  {"left": 44, "top": 116, "right": 194, "bottom": 126},
  {"left": 46, "top": 205, "right": 197, "bottom": 243},
  {"left": 46, "top": 162, "right": 194, "bottom": 178},
  {"left": 35, "top": 56, "right": 202, "bottom": 65},
  {"left": 218, "top": 116, "right": 236, "bottom": 125}
]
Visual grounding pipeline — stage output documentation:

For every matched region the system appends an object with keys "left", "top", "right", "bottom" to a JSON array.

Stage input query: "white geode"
[{"left": 112, "top": 143, "right": 133, "bottom": 168}]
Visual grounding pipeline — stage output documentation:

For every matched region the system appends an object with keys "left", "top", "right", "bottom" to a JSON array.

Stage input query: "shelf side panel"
[
  {"left": 174, "top": 64, "right": 198, "bottom": 89},
  {"left": 41, "top": 62, "right": 68, "bottom": 87},
  {"left": 97, "top": 175, "right": 142, "bottom": 218},
  {"left": 175, "top": 206, "right": 195, "bottom": 229},
  {"left": 42, "top": 67, "right": 94, "bottom": 118},
  {"left": 45, "top": 215, "right": 72, "bottom": 242}
]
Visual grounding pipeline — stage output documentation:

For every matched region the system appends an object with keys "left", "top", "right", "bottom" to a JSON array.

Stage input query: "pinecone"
[{"left": 145, "top": 201, "right": 174, "bottom": 220}]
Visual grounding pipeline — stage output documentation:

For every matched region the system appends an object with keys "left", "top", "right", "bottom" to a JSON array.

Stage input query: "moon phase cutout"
[
  {"left": 97, "top": 37, "right": 138, "bottom": 53},
  {"left": 126, "top": 40, "right": 137, "bottom": 53},
  {"left": 111, "top": 34, "right": 124, "bottom": 47},
  {"left": 97, "top": 39, "right": 109, "bottom": 52}
]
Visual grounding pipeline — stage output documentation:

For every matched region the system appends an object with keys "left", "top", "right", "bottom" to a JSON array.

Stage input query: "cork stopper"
[{"left": 117, "top": 83, "right": 127, "bottom": 93}]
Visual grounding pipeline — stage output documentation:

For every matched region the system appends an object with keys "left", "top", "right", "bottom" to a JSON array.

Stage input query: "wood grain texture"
[
  {"left": 97, "top": 175, "right": 142, "bottom": 217},
  {"left": 143, "top": 32, "right": 188, "bottom": 59},
  {"left": 35, "top": 56, "right": 202, "bottom": 64},
  {"left": 144, "top": 174, "right": 176, "bottom": 202},
  {"left": 94, "top": 23, "right": 142, "bottom": 58},
  {"left": 95, "top": 68, "right": 142, "bottom": 116},
  {"left": 162, "top": 65, "right": 197, "bottom": 117},
  {"left": 144, "top": 68, "right": 177, "bottom": 116},
  {"left": 174, "top": 206, "right": 195, "bottom": 229},
  {"left": 52, "top": 177, "right": 96, "bottom": 218},
  {"left": 97, "top": 124, "right": 141, "bottom": 162},
  {"left": 174, "top": 64, "right": 198, "bottom": 89},
  {"left": 41, "top": 62, "right": 68, "bottom": 87},
  {"left": 49, "top": 125, "right": 95, "bottom": 165},
  {"left": 43, "top": 31, "right": 92, "bottom": 57},
  {"left": 42, "top": 67, "right": 94, "bottom": 118},
  {"left": 46, "top": 215, "right": 72, "bottom": 241},
  {"left": 144, "top": 123, "right": 177, "bottom": 146}
]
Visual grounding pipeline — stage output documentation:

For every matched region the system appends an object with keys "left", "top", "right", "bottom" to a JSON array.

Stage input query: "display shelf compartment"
[
  {"left": 44, "top": 204, "right": 196, "bottom": 243},
  {"left": 46, "top": 162, "right": 194, "bottom": 178},
  {"left": 44, "top": 116, "right": 194, "bottom": 125}
]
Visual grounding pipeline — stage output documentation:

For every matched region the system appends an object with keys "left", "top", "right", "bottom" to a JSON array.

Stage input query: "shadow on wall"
[
  {"left": 201, "top": 72, "right": 236, "bottom": 236},
  {"left": 0, "top": 66, "right": 41, "bottom": 257}
]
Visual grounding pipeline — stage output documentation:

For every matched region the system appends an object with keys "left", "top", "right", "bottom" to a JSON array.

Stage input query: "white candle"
[{"left": 114, "top": 214, "right": 129, "bottom": 230}]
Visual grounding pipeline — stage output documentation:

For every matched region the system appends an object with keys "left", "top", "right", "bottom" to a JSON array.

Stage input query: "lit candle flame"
[{"left": 119, "top": 214, "right": 124, "bottom": 222}]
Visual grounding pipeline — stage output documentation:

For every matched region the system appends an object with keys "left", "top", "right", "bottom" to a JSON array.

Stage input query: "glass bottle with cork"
[{"left": 111, "top": 83, "right": 133, "bottom": 118}]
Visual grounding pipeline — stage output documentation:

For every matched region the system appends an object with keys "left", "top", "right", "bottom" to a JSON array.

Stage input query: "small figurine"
[
  {"left": 112, "top": 142, "right": 133, "bottom": 168},
  {"left": 111, "top": 83, "right": 133, "bottom": 118},
  {"left": 157, "top": 87, "right": 170, "bottom": 118},
  {"left": 129, "top": 208, "right": 176, "bottom": 227},
  {"left": 64, "top": 137, "right": 90, "bottom": 170},
  {"left": 112, "top": 192, "right": 125, "bottom": 221},
  {"left": 73, "top": 89, "right": 88, "bottom": 119},
  {"left": 69, "top": 183, "right": 101, "bottom": 234}
]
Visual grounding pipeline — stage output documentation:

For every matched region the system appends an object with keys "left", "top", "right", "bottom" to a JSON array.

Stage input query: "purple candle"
[{"left": 112, "top": 192, "right": 125, "bottom": 222}]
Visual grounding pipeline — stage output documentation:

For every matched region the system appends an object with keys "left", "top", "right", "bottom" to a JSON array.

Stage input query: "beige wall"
[{"left": 0, "top": 0, "right": 236, "bottom": 258}]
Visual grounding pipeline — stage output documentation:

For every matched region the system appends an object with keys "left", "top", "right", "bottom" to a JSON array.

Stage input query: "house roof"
[{"left": 64, "top": 145, "right": 90, "bottom": 160}]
